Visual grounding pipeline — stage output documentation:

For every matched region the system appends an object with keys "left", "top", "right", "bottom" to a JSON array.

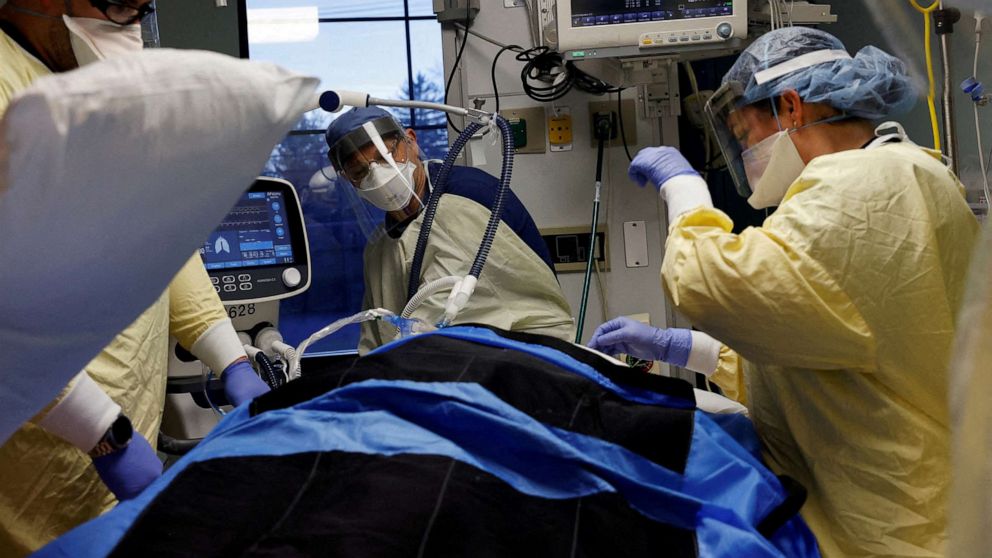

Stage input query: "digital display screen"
[
  {"left": 570, "top": 0, "right": 733, "bottom": 27},
  {"left": 201, "top": 191, "right": 294, "bottom": 270}
]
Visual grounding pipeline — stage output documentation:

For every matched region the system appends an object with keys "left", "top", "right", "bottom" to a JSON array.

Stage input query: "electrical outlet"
[
  {"left": 587, "top": 99, "right": 637, "bottom": 148},
  {"left": 502, "top": 106, "right": 546, "bottom": 154},
  {"left": 508, "top": 118, "right": 527, "bottom": 148},
  {"left": 548, "top": 106, "right": 573, "bottom": 152},
  {"left": 540, "top": 225, "right": 608, "bottom": 273},
  {"left": 592, "top": 111, "right": 616, "bottom": 142}
]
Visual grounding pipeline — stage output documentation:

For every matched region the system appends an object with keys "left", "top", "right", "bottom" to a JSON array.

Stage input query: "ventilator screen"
[{"left": 201, "top": 191, "right": 295, "bottom": 270}]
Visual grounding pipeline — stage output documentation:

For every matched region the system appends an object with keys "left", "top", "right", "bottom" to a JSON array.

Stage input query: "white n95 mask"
[
  {"left": 357, "top": 160, "right": 418, "bottom": 212},
  {"left": 741, "top": 130, "right": 806, "bottom": 209},
  {"left": 63, "top": 15, "right": 143, "bottom": 66}
]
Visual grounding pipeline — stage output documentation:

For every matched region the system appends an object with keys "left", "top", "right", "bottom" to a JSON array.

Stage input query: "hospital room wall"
[
  {"left": 828, "top": 1, "right": 991, "bottom": 205},
  {"left": 440, "top": 5, "right": 675, "bottom": 344}
]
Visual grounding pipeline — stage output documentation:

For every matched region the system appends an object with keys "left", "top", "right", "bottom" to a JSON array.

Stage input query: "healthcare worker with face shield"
[
  {"left": 324, "top": 107, "right": 575, "bottom": 352},
  {"left": 588, "top": 27, "right": 979, "bottom": 557},
  {"left": 0, "top": 1, "right": 270, "bottom": 554}
]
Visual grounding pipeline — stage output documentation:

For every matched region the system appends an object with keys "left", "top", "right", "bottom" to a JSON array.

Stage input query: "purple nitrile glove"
[
  {"left": 92, "top": 433, "right": 162, "bottom": 501},
  {"left": 627, "top": 146, "right": 700, "bottom": 191},
  {"left": 587, "top": 317, "right": 693, "bottom": 366},
  {"left": 221, "top": 359, "right": 270, "bottom": 407}
]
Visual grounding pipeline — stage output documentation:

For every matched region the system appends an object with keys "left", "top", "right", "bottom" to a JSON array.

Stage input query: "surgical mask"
[
  {"left": 742, "top": 130, "right": 805, "bottom": 209},
  {"left": 63, "top": 15, "right": 143, "bottom": 66},
  {"left": 357, "top": 160, "right": 418, "bottom": 212},
  {"left": 741, "top": 112, "right": 850, "bottom": 209}
]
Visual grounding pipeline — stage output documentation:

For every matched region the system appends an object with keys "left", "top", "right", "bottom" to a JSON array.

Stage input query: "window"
[{"left": 244, "top": 0, "right": 447, "bottom": 353}]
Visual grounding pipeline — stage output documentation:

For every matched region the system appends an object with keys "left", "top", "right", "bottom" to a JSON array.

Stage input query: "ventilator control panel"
[{"left": 200, "top": 177, "right": 310, "bottom": 304}]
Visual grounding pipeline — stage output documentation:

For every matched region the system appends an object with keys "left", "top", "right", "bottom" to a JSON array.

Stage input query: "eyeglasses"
[
  {"left": 341, "top": 138, "right": 404, "bottom": 184},
  {"left": 88, "top": 0, "right": 156, "bottom": 25}
]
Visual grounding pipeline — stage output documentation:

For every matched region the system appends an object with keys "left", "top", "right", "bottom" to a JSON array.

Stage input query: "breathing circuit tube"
[
  {"left": 468, "top": 116, "right": 515, "bottom": 279},
  {"left": 253, "top": 351, "right": 283, "bottom": 389},
  {"left": 406, "top": 115, "right": 516, "bottom": 322},
  {"left": 403, "top": 275, "right": 461, "bottom": 318},
  {"left": 407, "top": 121, "right": 484, "bottom": 300}
]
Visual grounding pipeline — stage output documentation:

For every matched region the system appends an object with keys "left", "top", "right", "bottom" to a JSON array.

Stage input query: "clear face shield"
[
  {"left": 328, "top": 116, "right": 424, "bottom": 221},
  {"left": 307, "top": 163, "right": 386, "bottom": 244},
  {"left": 704, "top": 81, "right": 754, "bottom": 198}
]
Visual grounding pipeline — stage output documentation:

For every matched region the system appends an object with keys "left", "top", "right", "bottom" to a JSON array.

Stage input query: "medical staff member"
[
  {"left": 589, "top": 27, "right": 978, "bottom": 557},
  {"left": 0, "top": 1, "right": 270, "bottom": 554},
  {"left": 949, "top": 220, "right": 992, "bottom": 558},
  {"left": 324, "top": 107, "right": 574, "bottom": 352}
]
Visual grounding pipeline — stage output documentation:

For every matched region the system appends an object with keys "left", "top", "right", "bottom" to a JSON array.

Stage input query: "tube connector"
[
  {"left": 440, "top": 275, "right": 478, "bottom": 327},
  {"left": 976, "top": 11, "right": 986, "bottom": 34},
  {"left": 243, "top": 344, "right": 263, "bottom": 360},
  {"left": 254, "top": 327, "right": 283, "bottom": 353},
  {"left": 256, "top": 326, "right": 299, "bottom": 364},
  {"left": 962, "top": 77, "right": 990, "bottom": 105},
  {"left": 271, "top": 340, "right": 297, "bottom": 364}
]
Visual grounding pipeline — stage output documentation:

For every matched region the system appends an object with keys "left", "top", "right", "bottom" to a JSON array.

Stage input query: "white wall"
[{"left": 441, "top": 4, "right": 675, "bottom": 344}]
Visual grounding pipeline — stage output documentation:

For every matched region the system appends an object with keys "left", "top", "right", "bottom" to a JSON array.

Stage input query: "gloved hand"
[
  {"left": 92, "top": 434, "right": 162, "bottom": 501},
  {"left": 628, "top": 146, "right": 700, "bottom": 190},
  {"left": 221, "top": 359, "right": 270, "bottom": 407},
  {"left": 587, "top": 317, "right": 693, "bottom": 366}
]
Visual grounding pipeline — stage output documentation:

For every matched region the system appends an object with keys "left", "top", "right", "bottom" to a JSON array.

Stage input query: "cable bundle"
[{"left": 516, "top": 46, "right": 621, "bottom": 102}]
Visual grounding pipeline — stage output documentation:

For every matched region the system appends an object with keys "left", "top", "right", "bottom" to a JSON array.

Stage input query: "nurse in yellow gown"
[{"left": 590, "top": 27, "right": 979, "bottom": 557}]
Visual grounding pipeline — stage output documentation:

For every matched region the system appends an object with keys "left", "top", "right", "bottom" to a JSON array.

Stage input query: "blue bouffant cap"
[
  {"left": 325, "top": 106, "right": 396, "bottom": 149},
  {"left": 724, "top": 27, "right": 917, "bottom": 119}
]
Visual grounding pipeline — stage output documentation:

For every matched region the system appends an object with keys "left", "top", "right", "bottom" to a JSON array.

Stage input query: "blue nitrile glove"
[
  {"left": 587, "top": 317, "right": 693, "bottom": 366},
  {"left": 92, "top": 434, "right": 163, "bottom": 501},
  {"left": 627, "top": 146, "right": 700, "bottom": 190},
  {"left": 222, "top": 359, "right": 270, "bottom": 407}
]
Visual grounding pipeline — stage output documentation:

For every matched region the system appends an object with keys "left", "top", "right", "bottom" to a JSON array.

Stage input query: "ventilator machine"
[{"left": 161, "top": 177, "right": 311, "bottom": 443}]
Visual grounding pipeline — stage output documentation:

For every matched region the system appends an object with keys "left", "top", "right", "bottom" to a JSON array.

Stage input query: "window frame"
[
  {"left": 237, "top": 0, "right": 448, "bottom": 355},
  {"left": 237, "top": 0, "right": 446, "bottom": 139}
]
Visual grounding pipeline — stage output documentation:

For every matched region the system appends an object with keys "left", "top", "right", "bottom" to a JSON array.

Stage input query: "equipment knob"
[
  {"left": 282, "top": 268, "right": 302, "bottom": 288},
  {"left": 716, "top": 22, "right": 733, "bottom": 39}
]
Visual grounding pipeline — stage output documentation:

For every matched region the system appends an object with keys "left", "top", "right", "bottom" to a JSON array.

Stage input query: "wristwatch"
[{"left": 88, "top": 414, "right": 134, "bottom": 458}]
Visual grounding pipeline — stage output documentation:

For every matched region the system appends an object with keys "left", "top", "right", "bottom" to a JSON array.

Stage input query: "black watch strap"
[{"left": 88, "top": 414, "right": 134, "bottom": 458}]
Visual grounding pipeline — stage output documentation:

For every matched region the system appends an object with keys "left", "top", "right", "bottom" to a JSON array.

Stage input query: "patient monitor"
[
  {"left": 553, "top": 0, "right": 747, "bottom": 59},
  {"left": 162, "top": 177, "right": 310, "bottom": 442}
]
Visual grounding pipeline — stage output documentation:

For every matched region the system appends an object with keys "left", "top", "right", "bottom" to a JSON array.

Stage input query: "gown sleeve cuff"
[
  {"left": 661, "top": 175, "right": 713, "bottom": 223},
  {"left": 190, "top": 318, "right": 247, "bottom": 375},
  {"left": 685, "top": 330, "right": 722, "bottom": 377},
  {"left": 37, "top": 372, "right": 121, "bottom": 452}
]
